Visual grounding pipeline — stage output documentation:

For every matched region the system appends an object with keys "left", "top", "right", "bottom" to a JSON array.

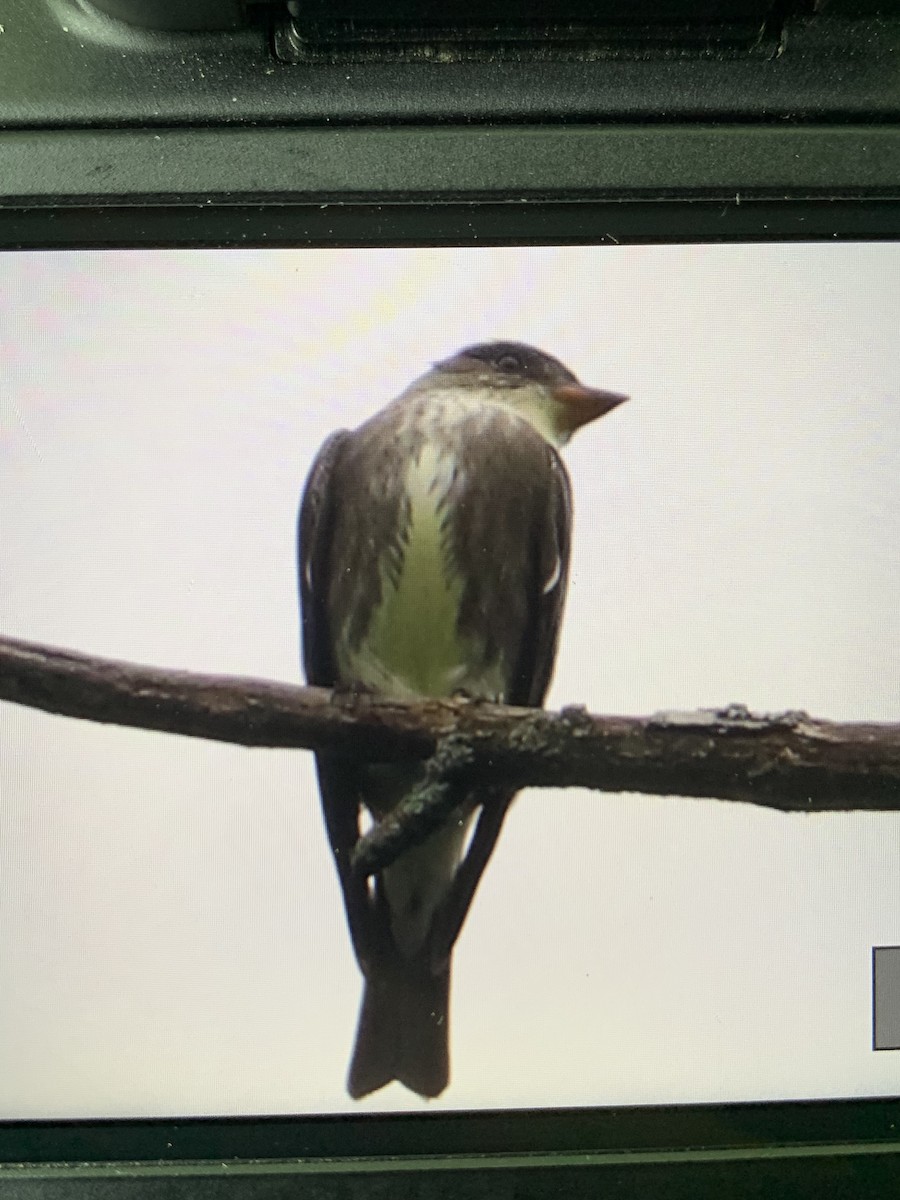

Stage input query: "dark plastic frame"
[{"left": 3, "top": 1098, "right": 900, "bottom": 1196}]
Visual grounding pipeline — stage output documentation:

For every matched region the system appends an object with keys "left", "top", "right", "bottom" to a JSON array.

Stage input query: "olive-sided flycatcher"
[{"left": 298, "top": 342, "right": 627, "bottom": 1099}]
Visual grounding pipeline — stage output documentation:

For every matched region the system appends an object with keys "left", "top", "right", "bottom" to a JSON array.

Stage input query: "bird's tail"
[{"left": 347, "top": 954, "right": 451, "bottom": 1100}]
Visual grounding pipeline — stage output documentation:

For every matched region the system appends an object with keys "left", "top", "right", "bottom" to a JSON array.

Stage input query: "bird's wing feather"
[
  {"left": 298, "top": 429, "right": 382, "bottom": 969},
  {"left": 298, "top": 429, "right": 351, "bottom": 688},
  {"left": 515, "top": 446, "right": 573, "bottom": 707}
]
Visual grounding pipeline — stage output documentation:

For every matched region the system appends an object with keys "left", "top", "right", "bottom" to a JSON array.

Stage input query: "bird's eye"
[{"left": 496, "top": 354, "right": 521, "bottom": 373}]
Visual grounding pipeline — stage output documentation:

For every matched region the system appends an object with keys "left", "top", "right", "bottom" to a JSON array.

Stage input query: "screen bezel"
[{"left": 3, "top": 1099, "right": 900, "bottom": 1194}]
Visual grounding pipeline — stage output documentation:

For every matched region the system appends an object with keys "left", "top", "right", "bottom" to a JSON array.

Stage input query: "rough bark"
[{"left": 3, "top": 634, "right": 898, "bottom": 823}]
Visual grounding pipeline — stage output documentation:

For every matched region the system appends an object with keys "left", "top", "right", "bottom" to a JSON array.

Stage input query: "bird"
[{"left": 297, "top": 341, "right": 627, "bottom": 1099}]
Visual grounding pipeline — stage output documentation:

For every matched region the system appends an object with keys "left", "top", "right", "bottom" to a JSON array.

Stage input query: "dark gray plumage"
[{"left": 298, "top": 341, "right": 627, "bottom": 1098}]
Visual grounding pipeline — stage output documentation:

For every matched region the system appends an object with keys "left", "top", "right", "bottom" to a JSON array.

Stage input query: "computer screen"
[{"left": 1, "top": 241, "right": 898, "bottom": 1118}]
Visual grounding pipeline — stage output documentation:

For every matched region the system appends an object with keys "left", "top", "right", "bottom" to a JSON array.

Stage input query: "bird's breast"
[{"left": 342, "top": 439, "right": 502, "bottom": 701}]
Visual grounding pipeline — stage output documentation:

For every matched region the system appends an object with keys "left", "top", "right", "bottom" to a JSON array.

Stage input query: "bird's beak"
[{"left": 553, "top": 384, "right": 629, "bottom": 433}]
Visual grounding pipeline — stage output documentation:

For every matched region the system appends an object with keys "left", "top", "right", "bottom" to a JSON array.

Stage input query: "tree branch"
[{"left": 2, "top": 636, "right": 899, "bottom": 837}]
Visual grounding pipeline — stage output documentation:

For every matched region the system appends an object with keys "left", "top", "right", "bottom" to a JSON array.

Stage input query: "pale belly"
[{"left": 339, "top": 443, "right": 505, "bottom": 703}]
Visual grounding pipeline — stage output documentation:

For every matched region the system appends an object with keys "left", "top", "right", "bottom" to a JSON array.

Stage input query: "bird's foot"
[
  {"left": 449, "top": 688, "right": 493, "bottom": 705},
  {"left": 329, "top": 680, "right": 377, "bottom": 710}
]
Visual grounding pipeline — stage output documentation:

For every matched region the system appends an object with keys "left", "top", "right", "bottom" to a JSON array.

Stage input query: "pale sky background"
[{"left": 1, "top": 244, "right": 899, "bottom": 1119}]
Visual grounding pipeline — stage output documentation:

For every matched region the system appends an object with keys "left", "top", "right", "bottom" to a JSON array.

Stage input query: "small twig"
[{"left": 350, "top": 736, "right": 478, "bottom": 877}]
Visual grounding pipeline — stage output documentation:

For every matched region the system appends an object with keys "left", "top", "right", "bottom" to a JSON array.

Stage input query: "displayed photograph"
[{"left": 1, "top": 243, "right": 898, "bottom": 1117}]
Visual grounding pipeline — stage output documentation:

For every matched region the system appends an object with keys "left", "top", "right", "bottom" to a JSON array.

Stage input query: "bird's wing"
[
  {"left": 298, "top": 429, "right": 351, "bottom": 688},
  {"left": 514, "top": 445, "right": 573, "bottom": 708},
  {"left": 298, "top": 430, "right": 383, "bottom": 969}
]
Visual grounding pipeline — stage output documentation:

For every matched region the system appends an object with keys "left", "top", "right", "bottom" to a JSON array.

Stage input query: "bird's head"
[{"left": 430, "top": 341, "right": 628, "bottom": 447}]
